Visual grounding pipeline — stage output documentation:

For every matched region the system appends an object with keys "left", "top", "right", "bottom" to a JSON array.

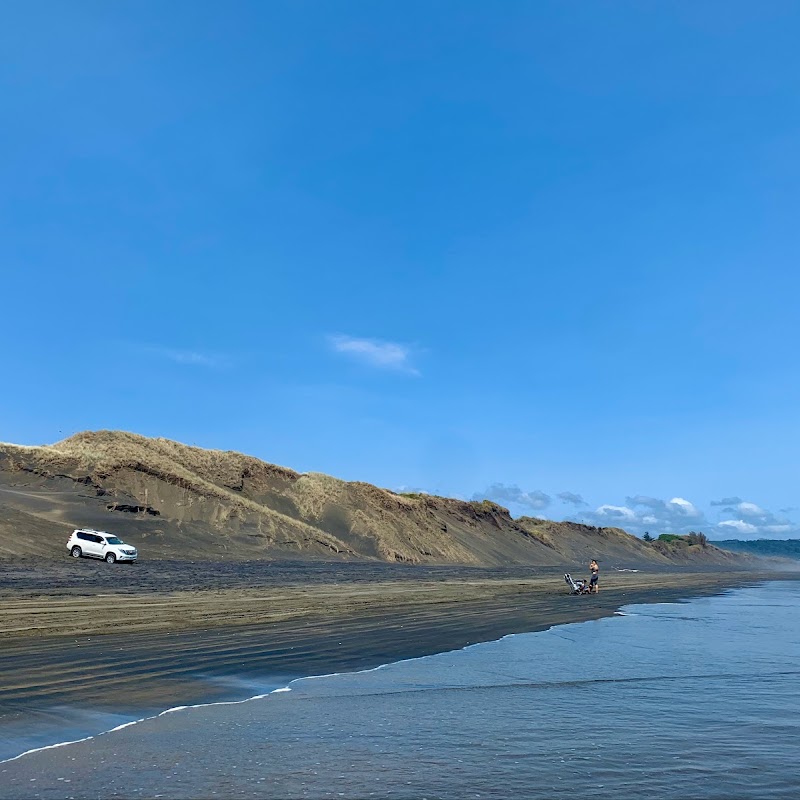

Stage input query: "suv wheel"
[
  {"left": 105, "top": 553, "right": 116, "bottom": 564},
  {"left": 71, "top": 546, "right": 82, "bottom": 558}
]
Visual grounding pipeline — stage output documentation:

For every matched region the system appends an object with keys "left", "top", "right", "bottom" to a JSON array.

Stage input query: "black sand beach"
[{"left": 0, "top": 557, "right": 785, "bottom": 767}]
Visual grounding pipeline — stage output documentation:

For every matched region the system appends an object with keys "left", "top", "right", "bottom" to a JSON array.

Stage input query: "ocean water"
[{"left": 2, "top": 581, "right": 799, "bottom": 799}]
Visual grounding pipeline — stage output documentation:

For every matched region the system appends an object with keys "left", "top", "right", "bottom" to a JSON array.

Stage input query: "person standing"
[{"left": 589, "top": 559, "right": 599, "bottom": 593}]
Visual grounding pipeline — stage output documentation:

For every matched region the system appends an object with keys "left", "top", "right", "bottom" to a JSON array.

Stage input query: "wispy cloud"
[
  {"left": 136, "top": 345, "right": 229, "bottom": 368},
  {"left": 710, "top": 496, "right": 743, "bottom": 506},
  {"left": 557, "top": 491, "right": 588, "bottom": 507},
  {"left": 595, "top": 504, "right": 638, "bottom": 521},
  {"left": 473, "top": 484, "right": 551, "bottom": 512},
  {"left": 717, "top": 519, "right": 758, "bottom": 535},
  {"left": 328, "top": 334, "right": 420, "bottom": 375}
]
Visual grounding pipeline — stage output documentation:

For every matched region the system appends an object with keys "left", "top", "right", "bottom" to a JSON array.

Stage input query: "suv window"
[
  {"left": 106, "top": 536, "right": 123, "bottom": 545},
  {"left": 93, "top": 535, "right": 104, "bottom": 544},
  {"left": 77, "top": 532, "right": 91, "bottom": 542}
]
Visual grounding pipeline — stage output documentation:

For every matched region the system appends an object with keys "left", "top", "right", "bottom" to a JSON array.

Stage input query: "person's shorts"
[{"left": 590, "top": 575, "right": 598, "bottom": 585}]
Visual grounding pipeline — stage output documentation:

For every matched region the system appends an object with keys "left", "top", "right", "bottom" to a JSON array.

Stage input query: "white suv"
[{"left": 67, "top": 529, "right": 138, "bottom": 563}]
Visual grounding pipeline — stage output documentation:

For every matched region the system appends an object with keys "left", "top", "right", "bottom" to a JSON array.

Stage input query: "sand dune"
[{"left": 1, "top": 430, "right": 745, "bottom": 567}]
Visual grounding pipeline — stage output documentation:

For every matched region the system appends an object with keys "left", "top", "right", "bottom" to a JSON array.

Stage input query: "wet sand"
[{"left": 0, "top": 558, "right": 784, "bottom": 766}]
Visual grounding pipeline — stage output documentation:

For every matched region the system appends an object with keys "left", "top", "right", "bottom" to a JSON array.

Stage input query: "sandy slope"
[{"left": 0, "top": 431, "right": 745, "bottom": 567}]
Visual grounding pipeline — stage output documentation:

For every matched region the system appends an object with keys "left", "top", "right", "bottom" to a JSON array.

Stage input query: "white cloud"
[
  {"left": 668, "top": 497, "right": 702, "bottom": 518},
  {"left": 596, "top": 504, "right": 637, "bottom": 521},
  {"left": 736, "top": 502, "right": 766, "bottom": 518},
  {"left": 713, "top": 499, "right": 800, "bottom": 539},
  {"left": 763, "top": 524, "right": 794, "bottom": 534},
  {"left": 328, "top": 334, "right": 419, "bottom": 375},
  {"left": 718, "top": 519, "right": 758, "bottom": 535}
]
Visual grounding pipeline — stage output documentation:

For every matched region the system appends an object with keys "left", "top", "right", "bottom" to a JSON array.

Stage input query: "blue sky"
[{"left": 2, "top": 1, "right": 799, "bottom": 539}]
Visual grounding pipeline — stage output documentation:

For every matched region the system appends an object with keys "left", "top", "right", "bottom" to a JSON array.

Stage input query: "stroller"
[{"left": 564, "top": 573, "right": 589, "bottom": 595}]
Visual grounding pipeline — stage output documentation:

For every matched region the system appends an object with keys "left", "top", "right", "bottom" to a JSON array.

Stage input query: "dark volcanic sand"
[{"left": 0, "top": 557, "right": 788, "bottom": 765}]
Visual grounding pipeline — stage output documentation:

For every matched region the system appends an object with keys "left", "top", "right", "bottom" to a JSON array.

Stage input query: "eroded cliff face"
[{"left": 0, "top": 431, "right": 745, "bottom": 566}]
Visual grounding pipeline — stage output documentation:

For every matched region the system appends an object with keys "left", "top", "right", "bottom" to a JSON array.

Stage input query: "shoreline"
[{"left": 1, "top": 564, "right": 792, "bottom": 764}]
